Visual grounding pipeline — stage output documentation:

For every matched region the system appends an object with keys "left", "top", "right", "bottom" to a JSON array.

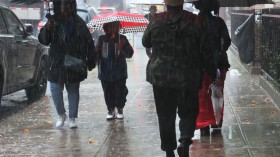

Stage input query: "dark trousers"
[
  {"left": 101, "top": 79, "right": 128, "bottom": 111},
  {"left": 153, "top": 86, "right": 199, "bottom": 151}
]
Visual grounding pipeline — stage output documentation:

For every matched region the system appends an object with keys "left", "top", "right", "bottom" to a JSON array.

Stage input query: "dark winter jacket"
[
  {"left": 96, "top": 34, "right": 134, "bottom": 81},
  {"left": 142, "top": 10, "right": 215, "bottom": 89},
  {"left": 38, "top": 14, "right": 96, "bottom": 84},
  {"left": 199, "top": 13, "right": 231, "bottom": 68}
]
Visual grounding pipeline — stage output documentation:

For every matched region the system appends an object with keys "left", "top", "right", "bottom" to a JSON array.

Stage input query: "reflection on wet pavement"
[{"left": 0, "top": 48, "right": 280, "bottom": 157}]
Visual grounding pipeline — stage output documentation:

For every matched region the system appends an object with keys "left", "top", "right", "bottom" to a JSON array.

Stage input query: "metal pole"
[{"left": 252, "top": 9, "right": 262, "bottom": 74}]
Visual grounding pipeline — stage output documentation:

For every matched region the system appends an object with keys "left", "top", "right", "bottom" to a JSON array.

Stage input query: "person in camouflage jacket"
[{"left": 142, "top": 0, "right": 216, "bottom": 156}]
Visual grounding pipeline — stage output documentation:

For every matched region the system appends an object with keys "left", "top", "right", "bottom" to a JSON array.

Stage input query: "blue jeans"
[{"left": 50, "top": 82, "right": 80, "bottom": 118}]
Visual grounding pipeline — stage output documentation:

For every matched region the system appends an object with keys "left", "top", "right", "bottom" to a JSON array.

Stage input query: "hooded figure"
[
  {"left": 38, "top": 0, "right": 96, "bottom": 128},
  {"left": 193, "top": 0, "right": 231, "bottom": 136},
  {"left": 142, "top": 0, "right": 216, "bottom": 156}
]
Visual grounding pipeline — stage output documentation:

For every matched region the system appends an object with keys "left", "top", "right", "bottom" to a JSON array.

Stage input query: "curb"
[
  {"left": 259, "top": 75, "right": 280, "bottom": 108},
  {"left": 229, "top": 44, "right": 280, "bottom": 108}
]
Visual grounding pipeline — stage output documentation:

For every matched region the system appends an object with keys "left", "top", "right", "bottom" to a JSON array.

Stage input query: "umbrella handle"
[{"left": 118, "top": 33, "right": 120, "bottom": 56}]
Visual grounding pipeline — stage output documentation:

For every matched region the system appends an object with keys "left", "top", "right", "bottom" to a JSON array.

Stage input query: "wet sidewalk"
[{"left": 0, "top": 47, "right": 280, "bottom": 157}]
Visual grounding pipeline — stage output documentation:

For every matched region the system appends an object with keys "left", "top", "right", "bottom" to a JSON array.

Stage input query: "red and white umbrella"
[{"left": 87, "top": 12, "right": 149, "bottom": 34}]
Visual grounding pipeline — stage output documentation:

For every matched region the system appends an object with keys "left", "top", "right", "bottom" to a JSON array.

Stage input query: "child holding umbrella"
[{"left": 96, "top": 21, "right": 134, "bottom": 120}]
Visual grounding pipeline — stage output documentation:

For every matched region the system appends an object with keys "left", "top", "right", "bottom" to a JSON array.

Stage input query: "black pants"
[
  {"left": 153, "top": 86, "right": 199, "bottom": 151},
  {"left": 101, "top": 79, "right": 128, "bottom": 111}
]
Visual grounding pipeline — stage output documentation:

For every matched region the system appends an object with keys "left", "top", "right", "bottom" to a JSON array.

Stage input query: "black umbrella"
[
  {"left": 219, "top": 0, "right": 274, "bottom": 7},
  {"left": 8, "top": 0, "right": 43, "bottom": 5}
]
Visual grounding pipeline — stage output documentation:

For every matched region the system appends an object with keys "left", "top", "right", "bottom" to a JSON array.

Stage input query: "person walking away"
[
  {"left": 96, "top": 21, "right": 134, "bottom": 120},
  {"left": 144, "top": 5, "right": 157, "bottom": 24},
  {"left": 144, "top": 5, "right": 157, "bottom": 58},
  {"left": 142, "top": 0, "right": 216, "bottom": 156},
  {"left": 38, "top": 0, "right": 96, "bottom": 129},
  {"left": 193, "top": 0, "right": 231, "bottom": 136}
]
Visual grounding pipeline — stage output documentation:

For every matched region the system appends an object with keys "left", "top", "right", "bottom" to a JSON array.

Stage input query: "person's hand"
[
  {"left": 116, "top": 38, "right": 126, "bottom": 50},
  {"left": 148, "top": 53, "right": 152, "bottom": 59},
  {"left": 216, "top": 69, "right": 221, "bottom": 80},
  {"left": 210, "top": 68, "right": 220, "bottom": 81},
  {"left": 46, "top": 18, "right": 55, "bottom": 30}
]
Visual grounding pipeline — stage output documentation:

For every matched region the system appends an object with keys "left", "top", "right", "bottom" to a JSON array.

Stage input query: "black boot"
[
  {"left": 200, "top": 126, "right": 210, "bottom": 136},
  {"left": 177, "top": 139, "right": 192, "bottom": 157},
  {"left": 166, "top": 150, "right": 175, "bottom": 157},
  {"left": 177, "top": 144, "right": 189, "bottom": 157}
]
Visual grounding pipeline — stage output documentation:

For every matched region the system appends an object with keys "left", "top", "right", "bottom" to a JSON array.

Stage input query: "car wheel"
[{"left": 25, "top": 57, "right": 47, "bottom": 101}]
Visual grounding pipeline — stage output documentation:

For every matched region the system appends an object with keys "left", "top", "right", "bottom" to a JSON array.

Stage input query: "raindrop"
[{"left": 228, "top": 126, "right": 232, "bottom": 140}]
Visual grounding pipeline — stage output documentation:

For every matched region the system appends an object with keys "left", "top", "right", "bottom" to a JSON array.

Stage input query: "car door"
[
  {"left": 1, "top": 8, "right": 37, "bottom": 86},
  {"left": 0, "top": 8, "right": 19, "bottom": 93}
]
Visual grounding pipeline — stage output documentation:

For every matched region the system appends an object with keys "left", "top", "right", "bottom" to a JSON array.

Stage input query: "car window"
[
  {"left": 98, "top": 8, "right": 115, "bottom": 14},
  {"left": 88, "top": 9, "right": 94, "bottom": 18},
  {"left": 1, "top": 8, "right": 24, "bottom": 36},
  {"left": 0, "top": 10, "right": 8, "bottom": 34}
]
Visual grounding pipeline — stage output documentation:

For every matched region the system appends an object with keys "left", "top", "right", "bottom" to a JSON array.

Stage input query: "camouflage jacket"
[{"left": 142, "top": 10, "right": 215, "bottom": 89}]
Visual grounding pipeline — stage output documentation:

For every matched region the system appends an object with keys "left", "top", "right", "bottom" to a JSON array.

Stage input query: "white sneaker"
[
  {"left": 68, "top": 118, "right": 78, "bottom": 129},
  {"left": 56, "top": 114, "right": 66, "bottom": 127},
  {"left": 116, "top": 108, "right": 124, "bottom": 119},
  {"left": 106, "top": 109, "right": 115, "bottom": 120}
]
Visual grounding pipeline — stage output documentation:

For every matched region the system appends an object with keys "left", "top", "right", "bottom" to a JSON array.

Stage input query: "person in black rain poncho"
[
  {"left": 38, "top": 0, "right": 96, "bottom": 128},
  {"left": 193, "top": 0, "right": 231, "bottom": 136}
]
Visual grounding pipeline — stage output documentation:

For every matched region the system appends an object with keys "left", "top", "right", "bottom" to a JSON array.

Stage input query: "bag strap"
[{"left": 63, "top": 17, "right": 77, "bottom": 55}]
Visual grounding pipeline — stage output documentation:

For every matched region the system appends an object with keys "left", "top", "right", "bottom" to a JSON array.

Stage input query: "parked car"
[
  {"left": 77, "top": 3, "right": 96, "bottom": 23},
  {"left": 97, "top": 7, "right": 117, "bottom": 15},
  {"left": 37, "top": 3, "right": 97, "bottom": 36},
  {"left": 0, "top": 5, "right": 49, "bottom": 106}
]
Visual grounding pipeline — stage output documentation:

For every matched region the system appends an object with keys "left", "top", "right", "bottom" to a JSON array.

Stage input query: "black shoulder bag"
[
  {"left": 63, "top": 19, "right": 87, "bottom": 73},
  {"left": 64, "top": 54, "right": 86, "bottom": 73}
]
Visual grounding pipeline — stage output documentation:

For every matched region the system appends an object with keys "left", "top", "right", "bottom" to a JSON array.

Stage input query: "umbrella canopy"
[
  {"left": 219, "top": 0, "right": 274, "bottom": 7},
  {"left": 87, "top": 12, "right": 149, "bottom": 34}
]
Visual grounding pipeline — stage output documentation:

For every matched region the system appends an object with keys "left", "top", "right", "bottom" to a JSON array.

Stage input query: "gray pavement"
[{"left": 0, "top": 47, "right": 280, "bottom": 157}]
